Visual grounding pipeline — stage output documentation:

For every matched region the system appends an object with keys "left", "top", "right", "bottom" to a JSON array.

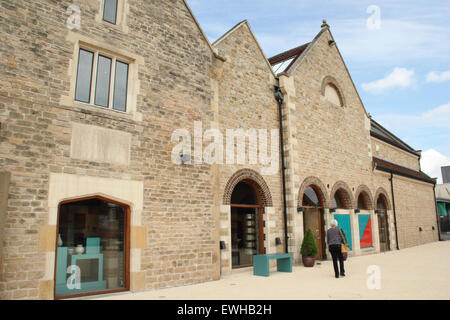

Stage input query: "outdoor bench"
[{"left": 253, "top": 253, "right": 293, "bottom": 277}]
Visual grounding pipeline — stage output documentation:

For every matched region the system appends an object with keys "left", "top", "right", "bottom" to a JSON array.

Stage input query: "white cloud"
[
  {"left": 420, "top": 149, "right": 450, "bottom": 184},
  {"left": 376, "top": 102, "right": 450, "bottom": 131},
  {"left": 362, "top": 67, "right": 415, "bottom": 94},
  {"left": 426, "top": 70, "right": 450, "bottom": 83},
  {"left": 422, "top": 102, "right": 450, "bottom": 121}
]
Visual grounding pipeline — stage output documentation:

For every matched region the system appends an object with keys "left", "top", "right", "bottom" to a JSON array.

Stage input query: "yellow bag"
[{"left": 341, "top": 243, "right": 350, "bottom": 253}]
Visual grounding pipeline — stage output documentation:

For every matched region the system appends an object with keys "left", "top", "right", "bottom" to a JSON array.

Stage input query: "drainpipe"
[
  {"left": 274, "top": 86, "right": 289, "bottom": 254},
  {"left": 433, "top": 184, "right": 442, "bottom": 241},
  {"left": 389, "top": 173, "right": 400, "bottom": 250}
]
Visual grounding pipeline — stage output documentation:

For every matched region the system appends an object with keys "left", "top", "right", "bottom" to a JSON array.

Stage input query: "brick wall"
[{"left": 371, "top": 137, "right": 420, "bottom": 171}]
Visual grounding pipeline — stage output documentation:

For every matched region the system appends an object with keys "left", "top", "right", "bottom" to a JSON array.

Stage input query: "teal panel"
[
  {"left": 438, "top": 202, "right": 447, "bottom": 217},
  {"left": 56, "top": 247, "right": 68, "bottom": 286},
  {"left": 333, "top": 214, "right": 352, "bottom": 251},
  {"left": 358, "top": 214, "right": 371, "bottom": 241}
]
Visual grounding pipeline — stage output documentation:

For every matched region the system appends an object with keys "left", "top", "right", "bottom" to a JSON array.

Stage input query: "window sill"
[{"left": 59, "top": 96, "right": 142, "bottom": 123}]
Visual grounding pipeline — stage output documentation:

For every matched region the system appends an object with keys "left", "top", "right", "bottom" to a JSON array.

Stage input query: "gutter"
[
  {"left": 389, "top": 173, "right": 400, "bottom": 250},
  {"left": 274, "top": 86, "right": 289, "bottom": 253},
  {"left": 433, "top": 184, "right": 443, "bottom": 241}
]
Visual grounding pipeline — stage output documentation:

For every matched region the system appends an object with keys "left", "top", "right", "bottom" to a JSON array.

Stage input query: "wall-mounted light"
[
  {"left": 275, "top": 238, "right": 282, "bottom": 246},
  {"left": 220, "top": 241, "right": 226, "bottom": 250},
  {"left": 180, "top": 153, "right": 191, "bottom": 165},
  {"left": 330, "top": 208, "right": 336, "bottom": 213},
  {"left": 355, "top": 209, "right": 361, "bottom": 213},
  {"left": 297, "top": 207, "right": 305, "bottom": 213}
]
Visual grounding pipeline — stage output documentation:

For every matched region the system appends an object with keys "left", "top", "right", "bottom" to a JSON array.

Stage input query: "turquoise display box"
[{"left": 55, "top": 237, "right": 107, "bottom": 296}]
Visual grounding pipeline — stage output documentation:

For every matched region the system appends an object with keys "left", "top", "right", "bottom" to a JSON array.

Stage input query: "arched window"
[
  {"left": 358, "top": 194, "right": 368, "bottom": 210},
  {"left": 333, "top": 190, "right": 347, "bottom": 209},
  {"left": 55, "top": 197, "right": 129, "bottom": 298},
  {"left": 303, "top": 186, "right": 321, "bottom": 207},
  {"left": 377, "top": 195, "right": 388, "bottom": 210},
  {"left": 231, "top": 181, "right": 259, "bottom": 205}
]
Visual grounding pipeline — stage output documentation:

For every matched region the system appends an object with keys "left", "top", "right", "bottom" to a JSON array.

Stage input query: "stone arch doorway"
[
  {"left": 376, "top": 191, "right": 391, "bottom": 252},
  {"left": 298, "top": 177, "right": 329, "bottom": 260},
  {"left": 230, "top": 179, "right": 264, "bottom": 268}
]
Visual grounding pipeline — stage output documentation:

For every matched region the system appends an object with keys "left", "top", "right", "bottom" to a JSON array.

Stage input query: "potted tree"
[{"left": 301, "top": 229, "right": 318, "bottom": 267}]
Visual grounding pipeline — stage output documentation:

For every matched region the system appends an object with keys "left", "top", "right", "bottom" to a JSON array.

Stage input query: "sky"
[{"left": 186, "top": 0, "right": 450, "bottom": 183}]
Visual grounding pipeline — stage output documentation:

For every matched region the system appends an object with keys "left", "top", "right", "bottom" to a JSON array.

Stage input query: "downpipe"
[{"left": 274, "top": 86, "right": 289, "bottom": 253}]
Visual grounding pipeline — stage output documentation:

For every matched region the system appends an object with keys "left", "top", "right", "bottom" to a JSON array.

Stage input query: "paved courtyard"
[{"left": 91, "top": 241, "right": 450, "bottom": 300}]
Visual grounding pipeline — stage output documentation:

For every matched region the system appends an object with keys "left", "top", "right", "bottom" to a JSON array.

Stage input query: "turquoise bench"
[{"left": 253, "top": 253, "right": 293, "bottom": 277}]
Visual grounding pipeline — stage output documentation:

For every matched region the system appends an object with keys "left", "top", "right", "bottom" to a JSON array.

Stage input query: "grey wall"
[{"left": 442, "top": 166, "right": 450, "bottom": 184}]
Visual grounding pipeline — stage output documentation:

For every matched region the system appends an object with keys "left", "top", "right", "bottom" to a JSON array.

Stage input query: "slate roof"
[{"left": 373, "top": 157, "right": 436, "bottom": 184}]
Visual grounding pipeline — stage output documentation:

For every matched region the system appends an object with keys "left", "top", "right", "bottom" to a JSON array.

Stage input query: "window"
[
  {"left": 333, "top": 190, "right": 347, "bottom": 209},
  {"left": 55, "top": 197, "right": 129, "bottom": 298},
  {"left": 103, "top": 0, "right": 118, "bottom": 24},
  {"left": 75, "top": 48, "right": 129, "bottom": 112},
  {"left": 357, "top": 194, "right": 367, "bottom": 210},
  {"left": 303, "top": 186, "right": 321, "bottom": 207}
]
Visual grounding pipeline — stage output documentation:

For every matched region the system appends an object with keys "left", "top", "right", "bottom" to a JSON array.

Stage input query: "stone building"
[{"left": 0, "top": 0, "right": 439, "bottom": 299}]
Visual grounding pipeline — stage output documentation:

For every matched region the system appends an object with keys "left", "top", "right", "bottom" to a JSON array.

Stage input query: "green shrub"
[{"left": 300, "top": 229, "right": 318, "bottom": 257}]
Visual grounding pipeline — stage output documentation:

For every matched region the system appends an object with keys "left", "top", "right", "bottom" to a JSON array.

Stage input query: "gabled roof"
[
  {"left": 269, "top": 23, "right": 372, "bottom": 120},
  {"left": 182, "top": 0, "right": 225, "bottom": 61},
  {"left": 371, "top": 119, "right": 420, "bottom": 156},
  {"left": 268, "top": 43, "right": 310, "bottom": 74},
  {"left": 212, "top": 20, "right": 276, "bottom": 78}
]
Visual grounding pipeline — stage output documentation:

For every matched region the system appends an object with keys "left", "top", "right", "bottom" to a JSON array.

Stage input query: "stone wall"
[
  {"left": 213, "top": 22, "right": 285, "bottom": 273},
  {"left": 0, "top": 0, "right": 218, "bottom": 299}
]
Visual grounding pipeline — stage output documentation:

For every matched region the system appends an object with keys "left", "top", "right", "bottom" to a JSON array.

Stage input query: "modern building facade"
[{"left": 0, "top": 0, "right": 439, "bottom": 299}]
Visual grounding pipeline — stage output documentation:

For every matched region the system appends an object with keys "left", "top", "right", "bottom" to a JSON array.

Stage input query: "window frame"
[
  {"left": 53, "top": 195, "right": 131, "bottom": 300},
  {"left": 96, "top": 0, "right": 128, "bottom": 33},
  {"left": 74, "top": 46, "right": 130, "bottom": 113},
  {"left": 103, "top": 0, "right": 119, "bottom": 25}
]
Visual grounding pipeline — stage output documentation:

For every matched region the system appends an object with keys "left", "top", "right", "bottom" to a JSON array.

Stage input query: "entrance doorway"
[
  {"left": 376, "top": 195, "right": 390, "bottom": 252},
  {"left": 230, "top": 180, "right": 264, "bottom": 268},
  {"left": 302, "top": 186, "right": 326, "bottom": 260}
]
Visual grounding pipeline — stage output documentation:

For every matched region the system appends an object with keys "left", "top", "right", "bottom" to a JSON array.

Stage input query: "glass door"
[{"left": 231, "top": 207, "right": 262, "bottom": 267}]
